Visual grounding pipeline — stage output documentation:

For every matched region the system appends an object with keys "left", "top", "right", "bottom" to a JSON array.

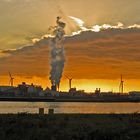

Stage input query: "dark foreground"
[{"left": 0, "top": 114, "right": 140, "bottom": 140}]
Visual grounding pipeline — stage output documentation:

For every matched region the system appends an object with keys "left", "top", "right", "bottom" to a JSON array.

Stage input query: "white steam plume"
[
  {"left": 49, "top": 17, "right": 66, "bottom": 89},
  {"left": 69, "top": 16, "right": 124, "bottom": 34}
]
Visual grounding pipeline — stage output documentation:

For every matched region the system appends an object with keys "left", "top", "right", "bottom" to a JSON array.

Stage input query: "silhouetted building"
[
  {"left": 95, "top": 88, "right": 101, "bottom": 95},
  {"left": 17, "top": 82, "right": 43, "bottom": 96},
  {"left": 0, "top": 86, "right": 15, "bottom": 96},
  {"left": 17, "top": 82, "right": 28, "bottom": 96},
  {"left": 129, "top": 91, "right": 140, "bottom": 97}
]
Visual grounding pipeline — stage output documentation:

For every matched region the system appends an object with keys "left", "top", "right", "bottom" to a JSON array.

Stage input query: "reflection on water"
[{"left": 0, "top": 102, "right": 139, "bottom": 114}]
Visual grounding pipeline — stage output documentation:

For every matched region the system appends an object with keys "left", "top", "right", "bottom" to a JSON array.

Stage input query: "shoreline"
[{"left": 0, "top": 96, "right": 140, "bottom": 102}]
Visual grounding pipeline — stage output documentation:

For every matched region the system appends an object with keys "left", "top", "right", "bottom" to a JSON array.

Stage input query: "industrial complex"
[{"left": 0, "top": 75, "right": 140, "bottom": 102}]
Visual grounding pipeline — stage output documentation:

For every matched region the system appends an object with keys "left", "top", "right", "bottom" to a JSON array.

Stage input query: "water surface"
[{"left": 0, "top": 102, "right": 139, "bottom": 114}]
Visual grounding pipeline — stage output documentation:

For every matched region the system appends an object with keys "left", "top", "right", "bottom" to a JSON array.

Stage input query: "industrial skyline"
[{"left": 0, "top": 0, "right": 140, "bottom": 92}]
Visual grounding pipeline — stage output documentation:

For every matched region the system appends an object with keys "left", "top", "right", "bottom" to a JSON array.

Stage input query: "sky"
[{"left": 0, "top": 0, "right": 140, "bottom": 92}]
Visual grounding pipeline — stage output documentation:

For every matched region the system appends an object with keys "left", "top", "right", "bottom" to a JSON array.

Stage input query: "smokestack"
[
  {"left": 49, "top": 17, "right": 66, "bottom": 90},
  {"left": 51, "top": 84, "right": 57, "bottom": 91}
]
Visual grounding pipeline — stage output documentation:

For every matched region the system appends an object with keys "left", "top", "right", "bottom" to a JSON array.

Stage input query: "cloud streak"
[{"left": 69, "top": 16, "right": 140, "bottom": 35}]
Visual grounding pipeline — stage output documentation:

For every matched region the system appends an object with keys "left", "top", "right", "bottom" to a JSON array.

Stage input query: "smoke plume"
[{"left": 49, "top": 17, "right": 66, "bottom": 89}]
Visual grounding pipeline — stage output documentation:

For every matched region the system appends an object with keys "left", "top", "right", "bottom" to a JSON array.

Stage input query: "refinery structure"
[
  {"left": 0, "top": 71, "right": 140, "bottom": 101},
  {"left": 0, "top": 70, "right": 140, "bottom": 101},
  {"left": 0, "top": 76, "right": 140, "bottom": 101}
]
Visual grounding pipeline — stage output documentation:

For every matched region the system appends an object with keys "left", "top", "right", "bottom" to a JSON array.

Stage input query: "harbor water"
[{"left": 0, "top": 102, "right": 140, "bottom": 114}]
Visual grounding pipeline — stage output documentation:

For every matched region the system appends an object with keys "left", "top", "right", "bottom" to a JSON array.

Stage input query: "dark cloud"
[{"left": 0, "top": 28, "right": 140, "bottom": 79}]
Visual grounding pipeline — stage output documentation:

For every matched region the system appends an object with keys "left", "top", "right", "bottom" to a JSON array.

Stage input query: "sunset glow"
[
  {"left": 0, "top": 0, "right": 140, "bottom": 92},
  {"left": 0, "top": 75, "right": 140, "bottom": 93}
]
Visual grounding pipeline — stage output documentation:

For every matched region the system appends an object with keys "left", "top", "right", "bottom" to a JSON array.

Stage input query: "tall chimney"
[{"left": 51, "top": 84, "right": 57, "bottom": 91}]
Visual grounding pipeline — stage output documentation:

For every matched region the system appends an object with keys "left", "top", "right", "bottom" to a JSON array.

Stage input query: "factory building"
[
  {"left": 0, "top": 86, "right": 15, "bottom": 96},
  {"left": 129, "top": 91, "right": 140, "bottom": 97},
  {"left": 16, "top": 82, "right": 43, "bottom": 96}
]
